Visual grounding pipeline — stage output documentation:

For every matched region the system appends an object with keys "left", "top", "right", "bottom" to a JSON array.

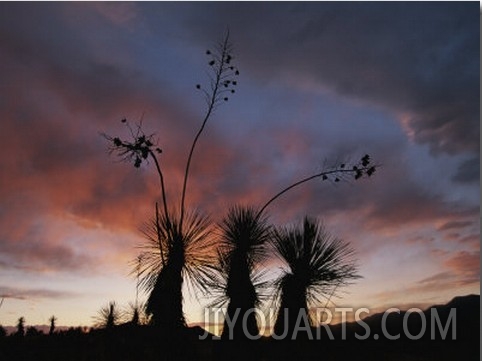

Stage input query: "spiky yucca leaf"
[
  {"left": 219, "top": 206, "right": 271, "bottom": 268},
  {"left": 137, "top": 209, "right": 215, "bottom": 294}
]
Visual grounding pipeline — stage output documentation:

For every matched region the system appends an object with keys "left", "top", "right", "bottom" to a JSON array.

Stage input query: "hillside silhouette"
[{"left": 0, "top": 294, "right": 478, "bottom": 361}]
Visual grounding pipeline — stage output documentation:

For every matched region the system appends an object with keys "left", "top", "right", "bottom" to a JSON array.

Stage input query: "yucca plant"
[
  {"left": 271, "top": 218, "right": 360, "bottom": 338},
  {"left": 15, "top": 316, "right": 25, "bottom": 337},
  {"left": 49, "top": 315, "right": 56, "bottom": 335},
  {"left": 93, "top": 301, "right": 121, "bottom": 329},
  {"left": 138, "top": 209, "right": 215, "bottom": 328},
  {"left": 103, "top": 32, "right": 239, "bottom": 329},
  {"left": 208, "top": 206, "right": 271, "bottom": 339}
]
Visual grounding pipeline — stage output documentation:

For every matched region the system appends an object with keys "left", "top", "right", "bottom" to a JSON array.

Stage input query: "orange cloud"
[{"left": 444, "top": 251, "right": 480, "bottom": 286}]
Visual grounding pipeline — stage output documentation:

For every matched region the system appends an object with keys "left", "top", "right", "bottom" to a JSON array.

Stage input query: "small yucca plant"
[
  {"left": 93, "top": 301, "right": 121, "bottom": 329},
  {"left": 49, "top": 315, "right": 56, "bottom": 335},
  {"left": 207, "top": 206, "right": 271, "bottom": 339},
  {"left": 271, "top": 218, "right": 360, "bottom": 338}
]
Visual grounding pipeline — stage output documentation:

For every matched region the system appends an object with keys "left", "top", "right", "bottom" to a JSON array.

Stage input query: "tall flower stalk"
[
  {"left": 103, "top": 32, "right": 238, "bottom": 328},
  {"left": 180, "top": 31, "right": 239, "bottom": 230}
]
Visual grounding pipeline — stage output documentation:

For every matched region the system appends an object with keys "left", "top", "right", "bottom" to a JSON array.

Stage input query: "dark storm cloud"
[
  {"left": 451, "top": 156, "right": 480, "bottom": 184},
  {"left": 173, "top": 2, "right": 479, "bottom": 157}
]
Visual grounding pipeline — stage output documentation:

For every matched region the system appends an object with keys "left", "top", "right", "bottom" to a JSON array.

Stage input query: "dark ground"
[{"left": 1, "top": 295, "right": 478, "bottom": 361}]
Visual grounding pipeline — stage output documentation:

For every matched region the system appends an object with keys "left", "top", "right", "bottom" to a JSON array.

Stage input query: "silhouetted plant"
[
  {"left": 49, "top": 315, "right": 56, "bottom": 335},
  {"left": 103, "top": 31, "right": 377, "bottom": 339},
  {"left": 206, "top": 154, "right": 376, "bottom": 339},
  {"left": 15, "top": 317, "right": 25, "bottom": 337},
  {"left": 93, "top": 301, "right": 121, "bottom": 329},
  {"left": 139, "top": 209, "right": 215, "bottom": 328},
  {"left": 126, "top": 255, "right": 145, "bottom": 326},
  {"left": 208, "top": 206, "right": 271, "bottom": 339},
  {"left": 26, "top": 326, "right": 43, "bottom": 337},
  {"left": 102, "top": 31, "right": 238, "bottom": 228},
  {"left": 103, "top": 32, "right": 238, "bottom": 328},
  {"left": 124, "top": 301, "right": 148, "bottom": 326},
  {"left": 0, "top": 325, "right": 6, "bottom": 338},
  {"left": 270, "top": 218, "right": 360, "bottom": 338}
]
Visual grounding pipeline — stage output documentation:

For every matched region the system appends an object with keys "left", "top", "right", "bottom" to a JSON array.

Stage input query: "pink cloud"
[
  {"left": 0, "top": 286, "right": 78, "bottom": 300},
  {"left": 444, "top": 251, "right": 480, "bottom": 286}
]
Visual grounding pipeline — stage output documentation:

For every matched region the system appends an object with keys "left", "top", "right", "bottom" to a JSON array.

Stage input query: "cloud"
[
  {"left": 457, "top": 234, "right": 480, "bottom": 248},
  {"left": 418, "top": 272, "right": 455, "bottom": 286},
  {"left": 176, "top": 2, "right": 479, "bottom": 157},
  {"left": 291, "top": 152, "right": 479, "bottom": 236},
  {"left": 90, "top": 2, "right": 139, "bottom": 28},
  {"left": 0, "top": 286, "right": 78, "bottom": 300},
  {"left": 438, "top": 220, "right": 473, "bottom": 231},
  {"left": 0, "top": 237, "right": 93, "bottom": 274},
  {"left": 444, "top": 250, "right": 480, "bottom": 286},
  {"left": 0, "top": 12, "right": 278, "bottom": 275},
  {"left": 451, "top": 156, "right": 480, "bottom": 184},
  {"left": 372, "top": 262, "right": 479, "bottom": 306}
]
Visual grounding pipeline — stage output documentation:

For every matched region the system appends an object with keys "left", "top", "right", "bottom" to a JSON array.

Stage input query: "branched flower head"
[
  {"left": 196, "top": 33, "right": 240, "bottom": 107},
  {"left": 102, "top": 118, "right": 161, "bottom": 169},
  {"left": 320, "top": 154, "right": 377, "bottom": 183}
]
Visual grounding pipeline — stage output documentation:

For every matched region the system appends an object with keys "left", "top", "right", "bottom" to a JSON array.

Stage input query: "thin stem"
[
  {"left": 256, "top": 167, "right": 371, "bottom": 219},
  {"left": 149, "top": 150, "right": 171, "bottom": 229},
  {"left": 179, "top": 33, "right": 230, "bottom": 230},
  {"left": 155, "top": 202, "right": 166, "bottom": 267},
  {"left": 135, "top": 255, "right": 142, "bottom": 309}
]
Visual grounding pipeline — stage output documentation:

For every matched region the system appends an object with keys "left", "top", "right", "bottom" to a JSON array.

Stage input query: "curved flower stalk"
[
  {"left": 257, "top": 154, "right": 378, "bottom": 218},
  {"left": 270, "top": 218, "right": 360, "bottom": 338}
]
